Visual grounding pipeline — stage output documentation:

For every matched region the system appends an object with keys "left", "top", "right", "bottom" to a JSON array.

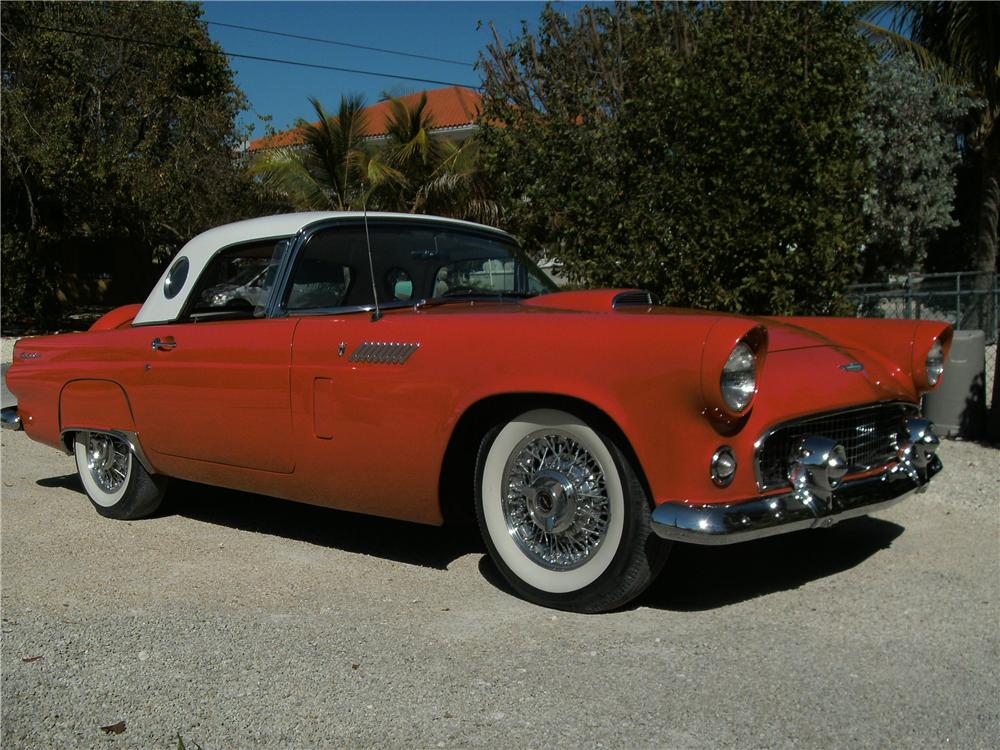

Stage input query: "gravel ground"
[{"left": 2, "top": 338, "right": 999, "bottom": 749}]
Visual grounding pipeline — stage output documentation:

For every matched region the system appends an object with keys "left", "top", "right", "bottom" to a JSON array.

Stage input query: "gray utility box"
[{"left": 923, "top": 330, "right": 987, "bottom": 438}]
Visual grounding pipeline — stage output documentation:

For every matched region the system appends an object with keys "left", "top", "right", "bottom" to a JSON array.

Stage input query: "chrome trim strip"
[
  {"left": 59, "top": 427, "right": 157, "bottom": 474},
  {"left": 2, "top": 406, "right": 22, "bottom": 431},
  {"left": 651, "top": 454, "right": 941, "bottom": 546},
  {"left": 752, "top": 400, "right": 919, "bottom": 491}
]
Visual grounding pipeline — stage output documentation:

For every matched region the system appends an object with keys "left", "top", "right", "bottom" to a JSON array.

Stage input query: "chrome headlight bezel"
[
  {"left": 925, "top": 338, "right": 945, "bottom": 387},
  {"left": 720, "top": 341, "right": 757, "bottom": 414}
]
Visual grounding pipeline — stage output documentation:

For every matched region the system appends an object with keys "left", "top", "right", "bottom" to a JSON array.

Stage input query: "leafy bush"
[
  {"left": 479, "top": 3, "right": 871, "bottom": 315},
  {"left": 1, "top": 1, "right": 266, "bottom": 327}
]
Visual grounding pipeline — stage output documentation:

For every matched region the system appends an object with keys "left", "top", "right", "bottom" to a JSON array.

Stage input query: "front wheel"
[
  {"left": 475, "top": 409, "right": 670, "bottom": 613},
  {"left": 74, "top": 431, "right": 167, "bottom": 519}
]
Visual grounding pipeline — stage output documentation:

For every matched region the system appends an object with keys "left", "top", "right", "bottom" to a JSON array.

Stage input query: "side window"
[
  {"left": 285, "top": 231, "right": 356, "bottom": 310},
  {"left": 183, "top": 239, "right": 289, "bottom": 321},
  {"left": 282, "top": 223, "right": 556, "bottom": 313}
]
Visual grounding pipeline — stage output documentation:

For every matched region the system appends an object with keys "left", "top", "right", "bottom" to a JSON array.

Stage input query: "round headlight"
[
  {"left": 720, "top": 341, "right": 757, "bottom": 413},
  {"left": 925, "top": 339, "right": 945, "bottom": 387}
]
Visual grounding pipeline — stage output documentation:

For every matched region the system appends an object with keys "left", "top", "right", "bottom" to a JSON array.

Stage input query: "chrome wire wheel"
[
  {"left": 479, "top": 409, "right": 627, "bottom": 596},
  {"left": 502, "top": 430, "right": 610, "bottom": 571},
  {"left": 85, "top": 432, "right": 131, "bottom": 494},
  {"left": 74, "top": 430, "right": 134, "bottom": 508}
]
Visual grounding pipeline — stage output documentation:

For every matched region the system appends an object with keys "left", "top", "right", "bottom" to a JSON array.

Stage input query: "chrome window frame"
[{"left": 265, "top": 216, "right": 550, "bottom": 320}]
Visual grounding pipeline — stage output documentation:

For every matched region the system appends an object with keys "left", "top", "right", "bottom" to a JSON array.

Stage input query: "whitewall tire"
[
  {"left": 475, "top": 409, "right": 669, "bottom": 613},
  {"left": 74, "top": 431, "right": 167, "bottom": 519}
]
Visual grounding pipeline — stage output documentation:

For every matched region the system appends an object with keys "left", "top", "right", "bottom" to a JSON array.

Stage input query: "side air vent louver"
[
  {"left": 349, "top": 341, "right": 420, "bottom": 365},
  {"left": 612, "top": 290, "right": 658, "bottom": 309}
]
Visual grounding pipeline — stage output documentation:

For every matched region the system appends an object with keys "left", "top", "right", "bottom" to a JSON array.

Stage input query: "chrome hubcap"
[
  {"left": 502, "top": 431, "right": 610, "bottom": 570},
  {"left": 86, "top": 433, "right": 130, "bottom": 493}
]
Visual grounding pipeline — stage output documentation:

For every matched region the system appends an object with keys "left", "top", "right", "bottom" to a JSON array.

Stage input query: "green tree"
[
  {"left": 252, "top": 93, "right": 497, "bottom": 223},
  {"left": 862, "top": 2, "right": 999, "bottom": 275},
  {"left": 1, "top": 1, "right": 263, "bottom": 326},
  {"left": 863, "top": 1, "right": 1000, "bottom": 438},
  {"left": 250, "top": 96, "right": 399, "bottom": 211},
  {"left": 479, "top": 3, "right": 870, "bottom": 315},
  {"left": 858, "top": 56, "right": 971, "bottom": 279}
]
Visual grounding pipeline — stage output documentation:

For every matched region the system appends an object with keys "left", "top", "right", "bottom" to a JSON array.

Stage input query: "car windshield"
[{"left": 429, "top": 248, "right": 555, "bottom": 300}]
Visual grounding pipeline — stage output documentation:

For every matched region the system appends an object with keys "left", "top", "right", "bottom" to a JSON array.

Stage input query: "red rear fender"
[
  {"left": 89, "top": 304, "right": 143, "bottom": 331},
  {"left": 60, "top": 380, "right": 136, "bottom": 437}
]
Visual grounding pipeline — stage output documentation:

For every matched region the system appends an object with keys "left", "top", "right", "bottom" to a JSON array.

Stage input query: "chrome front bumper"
[{"left": 651, "top": 455, "right": 942, "bottom": 545}]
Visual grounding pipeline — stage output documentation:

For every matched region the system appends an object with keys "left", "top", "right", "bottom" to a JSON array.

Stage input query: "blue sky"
[{"left": 200, "top": 1, "right": 597, "bottom": 137}]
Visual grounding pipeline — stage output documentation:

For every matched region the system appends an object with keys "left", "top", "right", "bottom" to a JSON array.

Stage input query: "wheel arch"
[
  {"left": 438, "top": 392, "right": 654, "bottom": 525},
  {"left": 58, "top": 380, "right": 157, "bottom": 474},
  {"left": 59, "top": 378, "right": 137, "bottom": 448}
]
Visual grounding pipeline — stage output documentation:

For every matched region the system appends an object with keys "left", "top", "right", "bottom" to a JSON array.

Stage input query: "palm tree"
[
  {"left": 250, "top": 95, "right": 403, "bottom": 211},
  {"left": 412, "top": 138, "right": 499, "bottom": 225},
  {"left": 253, "top": 93, "right": 496, "bottom": 223},
  {"left": 371, "top": 93, "right": 450, "bottom": 212}
]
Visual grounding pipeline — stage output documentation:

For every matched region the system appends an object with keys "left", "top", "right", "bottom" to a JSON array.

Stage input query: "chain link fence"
[{"left": 848, "top": 271, "right": 999, "bottom": 411}]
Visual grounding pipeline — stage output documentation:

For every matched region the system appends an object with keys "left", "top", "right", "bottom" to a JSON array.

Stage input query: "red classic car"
[{"left": 3, "top": 213, "right": 950, "bottom": 612}]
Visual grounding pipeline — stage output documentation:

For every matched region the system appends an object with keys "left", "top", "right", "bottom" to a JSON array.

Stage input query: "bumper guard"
[{"left": 651, "top": 418, "right": 942, "bottom": 545}]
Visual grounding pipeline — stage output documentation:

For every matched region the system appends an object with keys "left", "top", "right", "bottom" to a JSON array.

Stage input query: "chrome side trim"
[
  {"left": 651, "top": 454, "right": 941, "bottom": 546},
  {"left": 2, "top": 406, "right": 22, "bottom": 431},
  {"left": 349, "top": 341, "right": 420, "bottom": 365},
  {"left": 59, "top": 427, "right": 157, "bottom": 474}
]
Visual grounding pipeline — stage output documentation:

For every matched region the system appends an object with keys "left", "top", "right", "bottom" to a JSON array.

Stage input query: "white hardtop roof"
[{"left": 134, "top": 212, "right": 513, "bottom": 325}]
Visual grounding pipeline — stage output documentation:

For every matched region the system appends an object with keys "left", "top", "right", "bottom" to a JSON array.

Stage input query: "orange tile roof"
[{"left": 249, "top": 86, "right": 482, "bottom": 151}]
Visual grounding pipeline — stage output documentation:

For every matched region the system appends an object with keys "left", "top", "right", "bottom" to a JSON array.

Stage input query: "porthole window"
[{"left": 163, "top": 257, "right": 189, "bottom": 300}]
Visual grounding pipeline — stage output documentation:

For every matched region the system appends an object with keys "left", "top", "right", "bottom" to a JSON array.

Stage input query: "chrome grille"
[{"left": 755, "top": 403, "right": 917, "bottom": 490}]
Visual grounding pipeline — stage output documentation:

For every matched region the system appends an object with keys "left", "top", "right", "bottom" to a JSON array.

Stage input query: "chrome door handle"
[{"left": 151, "top": 337, "right": 177, "bottom": 351}]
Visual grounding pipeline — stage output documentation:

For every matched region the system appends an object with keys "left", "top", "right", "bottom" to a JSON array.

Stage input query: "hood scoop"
[{"left": 523, "top": 289, "right": 658, "bottom": 313}]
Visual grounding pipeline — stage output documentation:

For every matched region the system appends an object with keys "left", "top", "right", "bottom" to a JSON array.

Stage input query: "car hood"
[{"left": 518, "top": 289, "right": 842, "bottom": 352}]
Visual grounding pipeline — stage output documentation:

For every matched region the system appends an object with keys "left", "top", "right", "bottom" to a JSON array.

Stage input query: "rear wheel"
[
  {"left": 74, "top": 431, "right": 167, "bottom": 519},
  {"left": 475, "top": 409, "right": 669, "bottom": 613}
]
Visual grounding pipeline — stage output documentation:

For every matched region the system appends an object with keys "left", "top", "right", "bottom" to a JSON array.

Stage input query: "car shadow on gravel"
[
  {"left": 36, "top": 474, "right": 482, "bottom": 569},
  {"left": 165, "top": 480, "right": 483, "bottom": 570},
  {"left": 474, "top": 517, "right": 905, "bottom": 612},
  {"left": 37, "top": 472, "right": 904, "bottom": 606},
  {"left": 36, "top": 473, "right": 84, "bottom": 492},
  {"left": 640, "top": 516, "right": 905, "bottom": 611}
]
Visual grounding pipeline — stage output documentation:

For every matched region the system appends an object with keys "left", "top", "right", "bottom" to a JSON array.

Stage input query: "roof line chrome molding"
[
  {"left": 59, "top": 427, "right": 157, "bottom": 475},
  {"left": 752, "top": 400, "right": 920, "bottom": 491},
  {"left": 650, "top": 454, "right": 941, "bottom": 546}
]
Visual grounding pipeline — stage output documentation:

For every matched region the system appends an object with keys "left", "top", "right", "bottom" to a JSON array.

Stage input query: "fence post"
[{"left": 956, "top": 273, "right": 962, "bottom": 329}]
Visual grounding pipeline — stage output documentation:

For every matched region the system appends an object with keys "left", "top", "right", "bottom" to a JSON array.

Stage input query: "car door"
[
  {"left": 128, "top": 239, "right": 297, "bottom": 474},
  {"left": 129, "top": 318, "right": 298, "bottom": 473},
  {"left": 276, "top": 221, "right": 447, "bottom": 519}
]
